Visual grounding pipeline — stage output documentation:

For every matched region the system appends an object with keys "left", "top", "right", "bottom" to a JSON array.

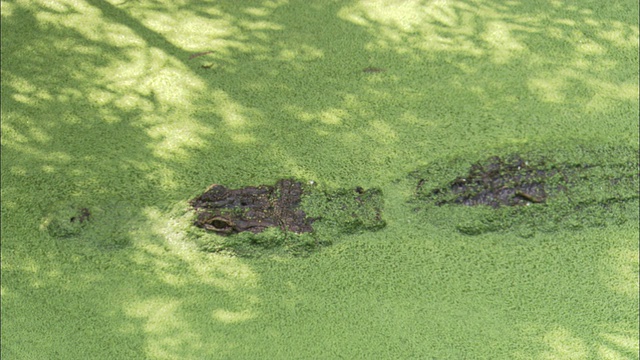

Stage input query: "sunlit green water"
[{"left": 2, "top": 0, "right": 638, "bottom": 358}]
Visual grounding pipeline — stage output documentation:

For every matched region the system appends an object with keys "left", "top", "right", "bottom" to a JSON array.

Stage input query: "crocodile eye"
[{"left": 211, "top": 219, "right": 229, "bottom": 229}]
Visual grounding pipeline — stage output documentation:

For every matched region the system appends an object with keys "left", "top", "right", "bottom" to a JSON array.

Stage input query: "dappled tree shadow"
[
  {"left": 1, "top": 1, "right": 260, "bottom": 358},
  {"left": 2, "top": 0, "right": 637, "bottom": 358}
]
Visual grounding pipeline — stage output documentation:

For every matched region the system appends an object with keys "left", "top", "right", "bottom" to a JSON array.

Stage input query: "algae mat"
[{"left": 2, "top": 0, "right": 638, "bottom": 359}]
